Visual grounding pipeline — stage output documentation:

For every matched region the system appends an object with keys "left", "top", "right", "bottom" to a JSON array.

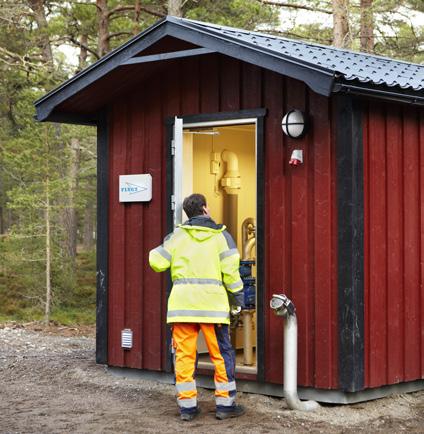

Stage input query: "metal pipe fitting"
[
  {"left": 221, "top": 150, "right": 241, "bottom": 194},
  {"left": 242, "top": 218, "right": 255, "bottom": 250},
  {"left": 243, "top": 237, "right": 256, "bottom": 261},
  {"left": 242, "top": 310, "right": 254, "bottom": 365},
  {"left": 270, "top": 294, "right": 320, "bottom": 411}
]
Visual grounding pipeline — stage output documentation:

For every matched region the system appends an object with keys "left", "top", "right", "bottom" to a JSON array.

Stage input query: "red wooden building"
[{"left": 35, "top": 17, "right": 424, "bottom": 403}]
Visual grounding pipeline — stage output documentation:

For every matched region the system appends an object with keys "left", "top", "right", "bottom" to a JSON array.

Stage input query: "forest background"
[{"left": 0, "top": 0, "right": 423, "bottom": 326}]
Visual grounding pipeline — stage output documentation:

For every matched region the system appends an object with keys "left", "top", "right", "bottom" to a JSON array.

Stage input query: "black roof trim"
[
  {"left": 35, "top": 16, "right": 167, "bottom": 107},
  {"left": 180, "top": 17, "right": 423, "bottom": 92},
  {"left": 41, "top": 111, "right": 100, "bottom": 126},
  {"left": 35, "top": 20, "right": 169, "bottom": 122},
  {"left": 165, "top": 18, "right": 335, "bottom": 94},
  {"left": 334, "top": 79, "right": 424, "bottom": 106},
  {"left": 35, "top": 16, "right": 424, "bottom": 123},
  {"left": 121, "top": 47, "right": 215, "bottom": 65},
  {"left": 35, "top": 17, "right": 336, "bottom": 122}
]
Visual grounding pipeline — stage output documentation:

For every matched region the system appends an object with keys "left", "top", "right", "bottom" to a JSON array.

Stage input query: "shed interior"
[{"left": 181, "top": 122, "right": 258, "bottom": 374}]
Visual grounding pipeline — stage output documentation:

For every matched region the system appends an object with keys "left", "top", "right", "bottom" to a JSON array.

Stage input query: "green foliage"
[
  {"left": 50, "top": 306, "right": 96, "bottom": 326},
  {"left": 280, "top": 23, "right": 334, "bottom": 45},
  {"left": 0, "top": 1, "right": 97, "bottom": 323},
  {"left": 185, "top": 0, "right": 279, "bottom": 29},
  {"left": 0, "top": 251, "right": 96, "bottom": 325}
]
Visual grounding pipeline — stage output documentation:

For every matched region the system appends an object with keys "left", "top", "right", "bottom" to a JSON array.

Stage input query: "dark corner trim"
[
  {"left": 255, "top": 114, "right": 266, "bottom": 383},
  {"left": 96, "top": 111, "right": 109, "bottom": 364},
  {"left": 335, "top": 95, "right": 365, "bottom": 392},
  {"left": 164, "top": 120, "right": 174, "bottom": 374}
]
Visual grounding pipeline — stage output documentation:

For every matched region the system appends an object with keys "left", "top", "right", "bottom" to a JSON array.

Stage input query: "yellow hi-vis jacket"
[{"left": 149, "top": 216, "right": 244, "bottom": 325}]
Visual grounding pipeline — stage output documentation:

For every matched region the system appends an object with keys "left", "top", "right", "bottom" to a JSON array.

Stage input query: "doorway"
[{"left": 170, "top": 113, "right": 264, "bottom": 376}]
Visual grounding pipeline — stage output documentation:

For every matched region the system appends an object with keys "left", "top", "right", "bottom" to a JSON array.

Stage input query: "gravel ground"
[{"left": 0, "top": 322, "right": 423, "bottom": 433}]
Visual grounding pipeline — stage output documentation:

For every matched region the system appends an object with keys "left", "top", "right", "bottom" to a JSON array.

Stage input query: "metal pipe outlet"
[
  {"left": 242, "top": 310, "right": 254, "bottom": 365},
  {"left": 223, "top": 193, "right": 238, "bottom": 242},
  {"left": 269, "top": 294, "right": 320, "bottom": 411},
  {"left": 221, "top": 150, "right": 240, "bottom": 242}
]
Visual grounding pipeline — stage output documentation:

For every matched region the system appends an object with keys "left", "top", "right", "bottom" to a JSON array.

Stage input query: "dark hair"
[{"left": 183, "top": 193, "right": 207, "bottom": 218}]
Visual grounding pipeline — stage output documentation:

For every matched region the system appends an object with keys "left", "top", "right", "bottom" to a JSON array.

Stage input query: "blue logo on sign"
[{"left": 121, "top": 182, "right": 147, "bottom": 195}]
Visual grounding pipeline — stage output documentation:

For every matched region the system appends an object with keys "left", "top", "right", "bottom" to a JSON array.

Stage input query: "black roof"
[
  {"left": 35, "top": 16, "right": 424, "bottom": 122},
  {"left": 189, "top": 19, "right": 423, "bottom": 91}
]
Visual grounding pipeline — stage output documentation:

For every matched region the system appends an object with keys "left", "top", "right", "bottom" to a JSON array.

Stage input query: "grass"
[
  {"left": 0, "top": 307, "right": 44, "bottom": 323},
  {"left": 0, "top": 250, "right": 96, "bottom": 326},
  {"left": 50, "top": 306, "right": 95, "bottom": 325}
]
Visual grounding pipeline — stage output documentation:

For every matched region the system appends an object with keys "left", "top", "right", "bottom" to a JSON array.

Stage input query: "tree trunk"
[
  {"left": 27, "top": 0, "right": 54, "bottom": 67},
  {"left": 44, "top": 175, "right": 51, "bottom": 325},
  {"left": 168, "top": 0, "right": 183, "bottom": 17},
  {"left": 133, "top": 0, "right": 141, "bottom": 35},
  {"left": 332, "top": 0, "right": 351, "bottom": 48},
  {"left": 360, "top": 0, "right": 374, "bottom": 52},
  {"left": 83, "top": 202, "right": 95, "bottom": 251},
  {"left": 0, "top": 205, "right": 3, "bottom": 235},
  {"left": 62, "top": 138, "right": 80, "bottom": 261},
  {"left": 97, "top": 0, "right": 110, "bottom": 57},
  {"left": 0, "top": 172, "right": 4, "bottom": 234},
  {"left": 69, "top": 138, "right": 80, "bottom": 259},
  {"left": 78, "top": 33, "right": 88, "bottom": 70}
]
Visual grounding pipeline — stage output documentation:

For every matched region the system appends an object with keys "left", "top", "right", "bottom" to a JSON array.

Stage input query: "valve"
[{"left": 270, "top": 294, "right": 296, "bottom": 316}]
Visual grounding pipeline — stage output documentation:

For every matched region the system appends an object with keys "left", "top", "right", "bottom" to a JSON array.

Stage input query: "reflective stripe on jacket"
[{"left": 149, "top": 216, "right": 243, "bottom": 324}]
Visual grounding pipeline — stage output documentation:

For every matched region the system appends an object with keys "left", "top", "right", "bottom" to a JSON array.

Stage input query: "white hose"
[{"left": 284, "top": 314, "right": 320, "bottom": 411}]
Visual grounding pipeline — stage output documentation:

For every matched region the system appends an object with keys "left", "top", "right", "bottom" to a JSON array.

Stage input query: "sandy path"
[{"left": 0, "top": 323, "right": 423, "bottom": 433}]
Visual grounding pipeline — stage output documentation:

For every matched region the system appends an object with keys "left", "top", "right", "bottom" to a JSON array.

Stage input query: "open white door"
[{"left": 172, "top": 117, "right": 183, "bottom": 227}]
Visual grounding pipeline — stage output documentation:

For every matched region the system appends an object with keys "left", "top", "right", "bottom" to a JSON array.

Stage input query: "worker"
[{"left": 149, "top": 193, "right": 245, "bottom": 421}]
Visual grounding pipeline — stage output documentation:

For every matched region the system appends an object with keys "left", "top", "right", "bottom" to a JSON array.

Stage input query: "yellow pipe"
[
  {"left": 221, "top": 150, "right": 241, "bottom": 194},
  {"left": 243, "top": 237, "right": 256, "bottom": 261},
  {"left": 242, "top": 310, "right": 254, "bottom": 365}
]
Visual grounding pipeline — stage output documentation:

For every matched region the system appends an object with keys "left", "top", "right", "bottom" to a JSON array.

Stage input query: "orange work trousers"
[{"left": 172, "top": 323, "right": 236, "bottom": 415}]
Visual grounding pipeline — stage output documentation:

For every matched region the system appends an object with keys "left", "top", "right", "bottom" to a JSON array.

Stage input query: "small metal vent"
[{"left": 121, "top": 328, "right": 133, "bottom": 349}]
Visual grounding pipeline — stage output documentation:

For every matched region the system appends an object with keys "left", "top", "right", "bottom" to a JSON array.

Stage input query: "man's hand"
[{"left": 230, "top": 305, "right": 242, "bottom": 329}]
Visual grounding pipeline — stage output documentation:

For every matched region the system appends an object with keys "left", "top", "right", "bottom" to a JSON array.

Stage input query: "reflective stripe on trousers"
[{"left": 172, "top": 323, "right": 237, "bottom": 413}]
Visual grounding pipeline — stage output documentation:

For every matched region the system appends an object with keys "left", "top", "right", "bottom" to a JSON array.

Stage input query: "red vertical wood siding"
[
  {"left": 287, "top": 78, "right": 314, "bottom": 385},
  {"left": 124, "top": 98, "right": 143, "bottom": 369},
  {"left": 263, "top": 70, "right": 285, "bottom": 383},
  {"left": 107, "top": 53, "right": 338, "bottom": 387},
  {"left": 363, "top": 102, "right": 424, "bottom": 387},
  {"left": 310, "top": 93, "right": 338, "bottom": 388},
  {"left": 108, "top": 100, "right": 127, "bottom": 367},
  {"left": 421, "top": 110, "right": 424, "bottom": 378},
  {"left": 142, "top": 77, "right": 164, "bottom": 371},
  {"left": 385, "top": 105, "right": 404, "bottom": 383},
  {"left": 263, "top": 77, "right": 338, "bottom": 388}
]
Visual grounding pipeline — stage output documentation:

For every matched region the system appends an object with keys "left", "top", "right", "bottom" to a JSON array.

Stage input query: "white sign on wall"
[{"left": 119, "top": 174, "right": 152, "bottom": 202}]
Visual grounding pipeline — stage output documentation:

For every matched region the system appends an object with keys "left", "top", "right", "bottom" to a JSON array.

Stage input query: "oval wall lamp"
[{"left": 281, "top": 110, "right": 307, "bottom": 138}]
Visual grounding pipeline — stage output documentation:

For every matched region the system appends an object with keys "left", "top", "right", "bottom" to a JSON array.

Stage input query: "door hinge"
[
  {"left": 171, "top": 139, "right": 175, "bottom": 156},
  {"left": 171, "top": 195, "right": 176, "bottom": 210}
]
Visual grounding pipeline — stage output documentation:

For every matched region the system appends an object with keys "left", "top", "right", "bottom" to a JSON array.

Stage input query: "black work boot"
[
  {"left": 180, "top": 407, "right": 201, "bottom": 421},
  {"left": 216, "top": 404, "right": 246, "bottom": 420}
]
